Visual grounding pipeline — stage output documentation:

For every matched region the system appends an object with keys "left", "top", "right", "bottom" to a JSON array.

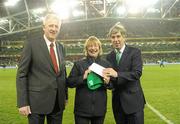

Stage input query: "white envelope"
[{"left": 89, "top": 63, "right": 105, "bottom": 77}]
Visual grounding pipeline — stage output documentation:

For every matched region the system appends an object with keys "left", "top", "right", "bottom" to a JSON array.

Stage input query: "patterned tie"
[
  {"left": 115, "top": 49, "right": 122, "bottom": 65},
  {"left": 50, "top": 43, "right": 58, "bottom": 74}
]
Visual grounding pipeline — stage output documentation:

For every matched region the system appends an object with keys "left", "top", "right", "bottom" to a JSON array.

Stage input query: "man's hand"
[
  {"left": 19, "top": 106, "right": 31, "bottom": 116},
  {"left": 103, "top": 75, "right": 110, "bottom": 84},
  {"left": 103, "top": 68, "right": 118, "bottom": 78}
]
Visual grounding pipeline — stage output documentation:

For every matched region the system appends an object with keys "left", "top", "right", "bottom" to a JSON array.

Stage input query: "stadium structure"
[{"left": 0, "top": 0, "right": 180, "bottom": 67}]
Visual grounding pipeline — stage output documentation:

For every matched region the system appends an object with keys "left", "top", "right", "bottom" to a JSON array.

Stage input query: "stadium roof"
[{"left": 0, "top": 0, "right": 179, "bottom": 37}]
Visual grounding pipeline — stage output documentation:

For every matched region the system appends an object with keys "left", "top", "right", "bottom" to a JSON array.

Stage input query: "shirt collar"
[
  {"left": 120, "top": 44, "right": 125, "bottom": 53},
  {"left": 115, "top": 44, "right": 126, "bottom": 53}
]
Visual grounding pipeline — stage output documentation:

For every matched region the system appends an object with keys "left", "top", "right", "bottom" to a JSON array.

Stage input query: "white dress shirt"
[{"left": 44, "top": 35, "right": 59, "bottom": 69}]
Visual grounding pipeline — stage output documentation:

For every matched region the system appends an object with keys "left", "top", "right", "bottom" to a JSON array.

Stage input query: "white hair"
[{"left": 43, "top": 13, "right": 61, "bottom": 26}]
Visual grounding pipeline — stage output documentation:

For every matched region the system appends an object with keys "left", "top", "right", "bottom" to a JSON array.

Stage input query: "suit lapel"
[
  {"left": 109, "top": 51, "right": 117, "bottom": 68},
  {"left": 119, "top": 45, "right": 129, "bottom": 67},
  {"left": 56, "top": 42, "right": 63, "bottom": 74},
  {"left": 38, "top": 37, "right": 55, "bottom": 74}
]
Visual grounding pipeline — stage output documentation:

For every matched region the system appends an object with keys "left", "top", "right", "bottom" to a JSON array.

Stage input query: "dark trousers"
[
  {"left": 75, "top": 114, "right": 105, "bottom": 124},
  {"left": 112, "top": 101, "right": 144, "bottom": 124},
  {"left": 28, "top": 92, "right": 63, "bottom": 124}
]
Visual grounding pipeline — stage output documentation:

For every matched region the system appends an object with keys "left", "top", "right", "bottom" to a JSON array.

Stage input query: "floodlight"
[
  {"left": 0, "top": 19, "right": 8, "bottom": 25},
  {"left": 125, "top": 0, "right": 159, "bottom": 9},
  {"left": 50, "top": 0, "right": 70, "bottom": 19},
  {"left": 69, "top": 0, "right": 80, "bottom": 8},
  {"left": 117, "top": 6, "right": 126, "bottom": 16},
  {"left": 147, "top": 8, "right": 160, "bottom": 13},
  {"left": 4, "top": 0, "right": 20, "bottom": 7},
  {"left": 72, "top": 10, "right": 84, "bottom": 17},
  {"left": 106, "top": 0, "right": 116, "bottom": 3},
  {"left": 128, "top": 7, "right": 141, "bottom": 15},
  {"left": 32, "top": 8, "right": 46, "bottom": 14}
]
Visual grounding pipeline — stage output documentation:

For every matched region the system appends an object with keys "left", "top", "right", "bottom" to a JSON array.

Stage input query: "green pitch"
[{"left": 0, "top": 64, "right": 179, "bottom": 124}]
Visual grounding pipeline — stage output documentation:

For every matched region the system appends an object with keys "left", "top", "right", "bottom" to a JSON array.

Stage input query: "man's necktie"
[
  {"left": 115, "top": 49, "right": 122, "bottom": 65},
  {"left": 50, "top": 43, "right": 58, "bottom": 73}
]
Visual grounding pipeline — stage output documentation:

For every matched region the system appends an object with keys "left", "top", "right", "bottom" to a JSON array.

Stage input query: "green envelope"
[{"left": 87, "top": 72, "right": 103, "bottom": 90}]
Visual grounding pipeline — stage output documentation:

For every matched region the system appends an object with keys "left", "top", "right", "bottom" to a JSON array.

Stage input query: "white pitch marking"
[{"left": 146, "top": 102, "right": 174, "bottom": 124}]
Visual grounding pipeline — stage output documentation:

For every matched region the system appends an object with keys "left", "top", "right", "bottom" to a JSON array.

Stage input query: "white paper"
[{"left": 89, "top": 63, "right": 105, "bottom": 77}]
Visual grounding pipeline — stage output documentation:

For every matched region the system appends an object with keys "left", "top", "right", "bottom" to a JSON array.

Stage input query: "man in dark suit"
[
  {"left": 16, "top": 13, "right": 67, "bottom": 124},
  {"left": 103, "top": 22, "right": 146, "bottom": 124}
]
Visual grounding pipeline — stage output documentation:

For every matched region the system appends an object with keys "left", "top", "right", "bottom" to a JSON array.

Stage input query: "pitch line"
[{"left": 146, "top": 102, "right": 174, "bottom": 124}]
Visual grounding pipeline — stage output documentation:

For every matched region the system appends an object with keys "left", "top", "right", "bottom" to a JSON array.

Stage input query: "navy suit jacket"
[
  {"left": 106, "top": 45, "right": 146, "bottom": 114},
  {"left": 16, "top": 34, "right": 67, "bottom": 114}
]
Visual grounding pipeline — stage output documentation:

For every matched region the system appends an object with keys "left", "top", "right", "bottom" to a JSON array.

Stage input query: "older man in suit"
[
  {"left": 103, "top": 22, "right": 146, "bottom": 124},
  {"left": 16, "top": 13, "right": 67, "bottom": 124}
]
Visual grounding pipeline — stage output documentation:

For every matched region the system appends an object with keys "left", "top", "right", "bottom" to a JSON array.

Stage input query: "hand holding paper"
[
  {"left": 103, "top": 68, "right": 118, "bottom": 78},
  {"left": 88, "top": 63, "right": 109, "bottom": 85},
  {"left": 89, "top": 63, "right": 105, "bottom": 77}
]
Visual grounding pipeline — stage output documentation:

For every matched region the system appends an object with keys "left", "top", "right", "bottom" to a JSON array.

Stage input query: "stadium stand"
[{"left": 0, "top": 18, "right": 180, "bottom": 66}]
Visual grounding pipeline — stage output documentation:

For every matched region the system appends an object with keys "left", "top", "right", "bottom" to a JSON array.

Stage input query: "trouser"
[
  {"left": 75, "top": 114, "right": 105, "bottom": 124},
  {"left": 112, "top": 101, "right": 144, "bottom": 124}
]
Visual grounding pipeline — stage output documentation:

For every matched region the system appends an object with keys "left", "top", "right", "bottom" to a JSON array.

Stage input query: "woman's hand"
[{"left": 83, "top": 69, "right": 91, "bottom": 79}]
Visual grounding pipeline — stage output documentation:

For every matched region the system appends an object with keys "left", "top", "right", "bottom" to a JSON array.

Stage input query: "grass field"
[{"left": 0, "top": 64, "right": 180, "bottom": 124}]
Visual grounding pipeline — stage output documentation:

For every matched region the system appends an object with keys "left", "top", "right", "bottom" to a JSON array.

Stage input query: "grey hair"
[
  {"left": 43, "top": 13, "right": 61, "bottom": 26},
  {"left": 108, "top": 22, "right": 127, "bottom": 37}
]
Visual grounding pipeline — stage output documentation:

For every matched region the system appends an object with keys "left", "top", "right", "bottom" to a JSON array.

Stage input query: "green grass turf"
[
  {"left": 142, "top": 64, "right": 180, "bottom": 124},
  {"left": 0, "top": 64, "right": 179, "bottom": 124}
]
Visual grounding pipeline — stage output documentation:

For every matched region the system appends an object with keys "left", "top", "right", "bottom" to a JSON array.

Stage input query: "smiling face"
[
  {"left": 111, "top": 32, "right": 125, "bottom": 50},
  {"left": 43, "top": 14, "right": 61, "bottom": 42},
  {"left": 84, "top": 36, "right": 102, "bottom": 58},
  {"left": 108, "top": 22, "right": 126, "bottom": 50},
  {"left": 87, "top": 43, "right": 100, "bottom": 58}
]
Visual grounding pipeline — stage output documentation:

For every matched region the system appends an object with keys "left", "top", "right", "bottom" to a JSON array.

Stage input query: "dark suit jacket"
[
  {"left": 16, "top": 35, "right": 67, "bottom": 114},
  {"left": 106, "top": 45, "right": 146, "bottom": 114}
]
